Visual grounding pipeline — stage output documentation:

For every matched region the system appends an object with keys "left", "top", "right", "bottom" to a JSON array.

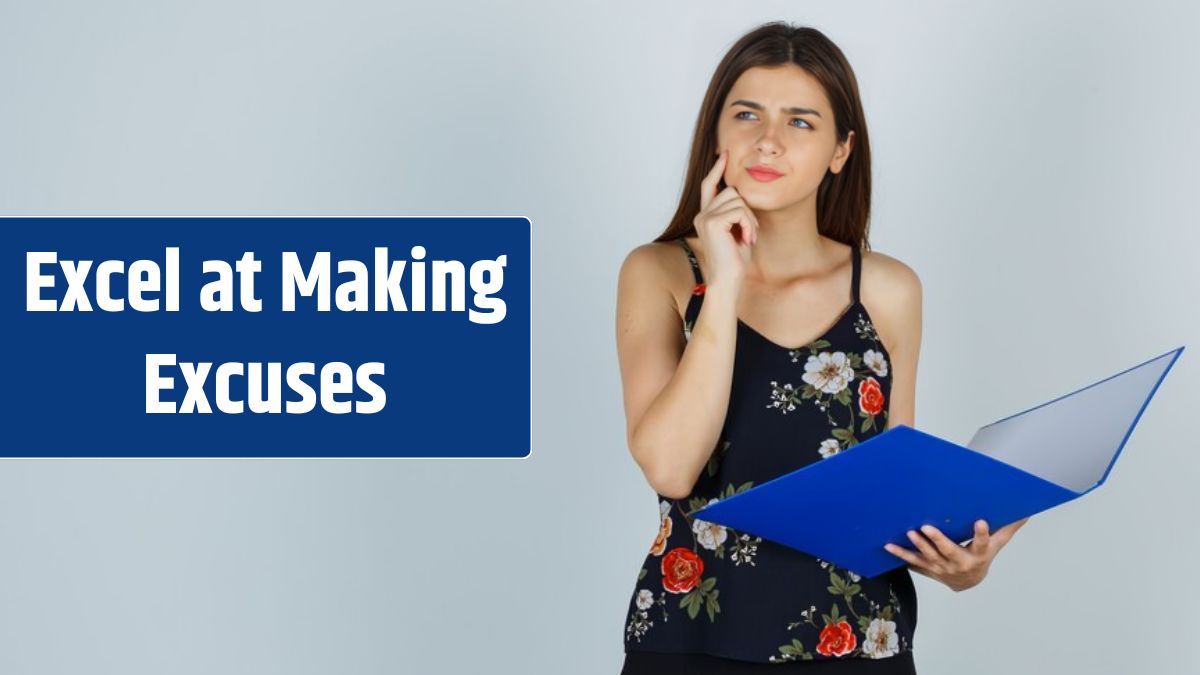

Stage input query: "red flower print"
[
  {"left": 857, "top": 377, "right": 884, "bottom": 416},
  {"left": 816, "top": 619, "right": 858, "bottom": 657},
  {"left": 692, "top": 282, "right": 706, "bottom": 295},
  {"left": 661, "top": 547, "right": 704, "bottom": 594}
]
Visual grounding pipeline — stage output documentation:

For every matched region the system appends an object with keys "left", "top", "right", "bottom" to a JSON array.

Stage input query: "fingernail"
[{"left": 920, "top": 525, "right": 933, "bottom": 533}]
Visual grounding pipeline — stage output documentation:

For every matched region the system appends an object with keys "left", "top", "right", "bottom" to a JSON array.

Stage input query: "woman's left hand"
[{"left": 883, "top": 517, "right": 1030, "bottom": 592}]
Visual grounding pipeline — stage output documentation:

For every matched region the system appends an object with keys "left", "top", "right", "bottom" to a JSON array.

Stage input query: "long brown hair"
[{"left": 654, "top": 22, "right": 872, "bottom": 251}]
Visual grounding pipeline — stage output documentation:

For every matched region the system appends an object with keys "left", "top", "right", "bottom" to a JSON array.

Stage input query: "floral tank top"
[{"left": 622, "top": 237, "right": 918, "bottom": 665}]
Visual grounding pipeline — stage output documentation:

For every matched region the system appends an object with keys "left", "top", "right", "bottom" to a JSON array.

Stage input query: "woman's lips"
[{"left": 746, "top": 166, "right": 783, "bottom": 182}]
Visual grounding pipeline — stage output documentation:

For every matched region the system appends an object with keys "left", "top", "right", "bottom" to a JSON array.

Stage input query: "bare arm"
[
  {"left": 865, "top": 254, "right": 922, "bottom": 431},
  {"left": 615, "top": 245, "right": 739, "bottom": 499},
  {"left": 617, "top": 150, "right": 758, "bottom": 499}
]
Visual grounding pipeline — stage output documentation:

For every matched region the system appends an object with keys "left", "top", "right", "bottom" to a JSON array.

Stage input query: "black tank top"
[{"left": 622, "top": 237, "right": 918, "bottom": 665}]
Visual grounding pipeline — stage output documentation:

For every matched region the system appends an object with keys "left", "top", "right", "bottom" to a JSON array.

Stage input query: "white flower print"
[
  {"left": 730, "top": 533, "right": 761, "bottom": 566},
  {"left": 863, "top": 349, "right": 889, "bottom": 377},
  {"left": 659, "top": 500, "right": 672, "bottom": 520},
  {"left": 863, "top": 617, "right": 900, "bottom": 659},
  {"left": 627, "top": 588, "right": 668, "bottom": 643},
  {"left": 692, "top": 499, "right": 729, "bottom": 551},
  {"left": 626, "top": 608, "right": 652, "bottom": 642},
  {"left": 816, "top": 558, "right": 862, "bottom": 582},
  {"left": 635, "top": 589, "right": 655, "bottom": 610},
  {"left": 766, "top": 380, "right": 801, "bottom": 414},
  {"left": 802, "top": 351, "right": 854, "bottom": 395},
  {"left": 818, "top": 438, "right": 841, "bottom": 459},
  {"left": 854, "top": 313, "right": 879, "bottom": 343}
]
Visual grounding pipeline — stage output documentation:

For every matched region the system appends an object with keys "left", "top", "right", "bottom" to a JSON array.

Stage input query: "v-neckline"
[{"left": 736, "top": 300, "right": 861, "bottom": 352}]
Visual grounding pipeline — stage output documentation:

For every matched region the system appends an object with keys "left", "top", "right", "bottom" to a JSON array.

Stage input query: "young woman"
[{"left": 615, "top": 22, "right": 1029, "bottom": 674}]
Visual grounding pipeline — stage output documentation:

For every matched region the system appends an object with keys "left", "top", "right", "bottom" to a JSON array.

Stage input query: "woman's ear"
[{"left": 832, "top": 131, "right": 855, "bottom": 173}]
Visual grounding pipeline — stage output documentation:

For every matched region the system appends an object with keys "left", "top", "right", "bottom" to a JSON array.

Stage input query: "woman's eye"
[{"left": 733, "top": 111, "right": 811, "bottom": 129}]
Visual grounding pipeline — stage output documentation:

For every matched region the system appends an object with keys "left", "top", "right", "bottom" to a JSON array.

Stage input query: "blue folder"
[{"left": 691, "top": 345, "right": 1185, "bottom": 578}]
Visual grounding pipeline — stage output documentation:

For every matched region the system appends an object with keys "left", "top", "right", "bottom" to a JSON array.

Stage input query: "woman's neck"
[{"left": 746, "top": 200, "right": 833, "bottom": 282}]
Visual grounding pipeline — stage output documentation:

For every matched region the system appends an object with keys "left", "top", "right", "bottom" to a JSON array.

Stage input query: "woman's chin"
[
  {"left": 735, "top": 187, "right": 785, "bottom": 211},
  {"left": 735, "top": 182, "right": 811, "bottom": 213}
]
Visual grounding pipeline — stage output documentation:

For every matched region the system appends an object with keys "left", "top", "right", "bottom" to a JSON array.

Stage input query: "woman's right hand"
[{"left": 693, "top": 149, "right": 758, "bottom": 288}]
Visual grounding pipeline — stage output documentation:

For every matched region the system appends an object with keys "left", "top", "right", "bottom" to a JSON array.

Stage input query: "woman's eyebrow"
[{"left": 729, "top": 99, "right": 822, "bottom": 118}]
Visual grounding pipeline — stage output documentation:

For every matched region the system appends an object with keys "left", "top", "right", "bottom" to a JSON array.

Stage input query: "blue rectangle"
[{"left": 2, "top": 217, "right": 532, "bottom": 457}]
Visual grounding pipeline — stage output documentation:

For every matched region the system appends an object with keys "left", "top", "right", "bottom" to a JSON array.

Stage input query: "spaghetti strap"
[
  {"left": 678, "top": 238, "right": 705, "bottom": 286},
  {"left": 676, "top": 238, "right": 706, "bottom": 340},
  {"left": 850, "top": 245, "right": 862, "bottom": 304}
]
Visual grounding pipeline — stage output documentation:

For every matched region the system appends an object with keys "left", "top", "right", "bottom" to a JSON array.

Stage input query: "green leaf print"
[
  {"left": 780, "top": 639, "right": 807, "bottom": 656},
  {"left": 717, "top": 481, "right": 756, "bottom": 500},
  {"left": 832, "top": 423, "right": 859, "bottom": 448},
  {"left": 677, "top": 578, "right": 722, "bottom": 623},
  {"left": 828, "top": 571, "right": 847, "bottom": 595},
  {"left": 773, "top": 637, "right": 816, "bottom": 662},
  {"left": 638, "top": 568, "right": 646, "bottom": 581},
  {"left": 681, "top": 590, "right": 702, "bottom": 619},
  {"left": 828, "top": 570, "right": 863, "bottom": 607},
  {"left": 705, "top": 589, "right": 721, "bottom": 622}
]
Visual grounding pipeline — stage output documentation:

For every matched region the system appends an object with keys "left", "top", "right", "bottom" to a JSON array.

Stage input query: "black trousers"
[{"left": 621, "top": 651, "right": 917, "bottom": 675}]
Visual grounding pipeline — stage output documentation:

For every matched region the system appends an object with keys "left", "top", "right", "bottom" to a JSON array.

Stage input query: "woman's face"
[{"left": 714, "top": 64, "right": 854, "bottom": 212}]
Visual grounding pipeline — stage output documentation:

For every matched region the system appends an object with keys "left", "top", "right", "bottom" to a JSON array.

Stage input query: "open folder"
[{"left": 691, "top": 345, "right": 1186, "bottom": 579}]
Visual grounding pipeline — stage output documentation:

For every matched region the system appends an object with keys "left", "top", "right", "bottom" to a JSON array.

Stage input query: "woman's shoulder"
[
  {"left": 859, "top": 247, "right": 923, "bottom": 355},
  {"left": 618, "top": 238, "right": 693, "bottom": 321},
  {"left": 860, "top": 247, "right": 922, "bottom": 302},
  {"left": 619, "top": 238, "right": 691, "bottom": 280}
]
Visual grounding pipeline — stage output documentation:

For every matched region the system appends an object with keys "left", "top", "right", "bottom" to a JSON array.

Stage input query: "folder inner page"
[{"left": 964, "top": 348, "right": 1181, "bottom": 493}]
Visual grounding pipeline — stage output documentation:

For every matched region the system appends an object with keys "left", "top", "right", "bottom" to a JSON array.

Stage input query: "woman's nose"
[{"left": 755, "top": 129, "right": 782, "bottom": 155}]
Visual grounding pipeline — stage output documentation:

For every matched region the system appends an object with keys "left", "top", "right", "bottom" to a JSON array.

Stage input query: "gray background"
[{"left": 2, "top": 1, "right": 1198, "bottom": 673}]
